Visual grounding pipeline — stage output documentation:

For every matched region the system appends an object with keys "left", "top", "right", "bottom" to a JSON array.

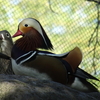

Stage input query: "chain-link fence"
[{"left": 0, "top": 0, "right": 100, "bottom": 89}]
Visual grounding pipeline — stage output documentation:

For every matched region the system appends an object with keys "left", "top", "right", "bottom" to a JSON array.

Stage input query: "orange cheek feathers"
[{"left": 20, "top": 26, "right": 33, "bottom": 34}]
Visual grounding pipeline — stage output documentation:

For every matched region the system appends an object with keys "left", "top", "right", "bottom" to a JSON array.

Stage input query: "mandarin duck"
[
  {"left": 11, "top": 18, "right": 99, "bottom": 92},
  {"left": 0, "top": 30, "right": 14, "bottom": 74}
]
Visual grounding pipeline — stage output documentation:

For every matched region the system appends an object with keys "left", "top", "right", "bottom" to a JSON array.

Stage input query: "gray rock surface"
[{"left": 0, "top": 74, "right": 99, "bottom": 100}]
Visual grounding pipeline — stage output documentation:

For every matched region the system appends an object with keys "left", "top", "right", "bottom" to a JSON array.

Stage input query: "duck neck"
[
  {"left": 11, "top": 44, "right": 28, "bottom": 60},
  {"left": 1, "top": 40, "right": 13, "bottom": 57},
  {"left": 11, "top": 33, "right": 42, "bottom": 59}
]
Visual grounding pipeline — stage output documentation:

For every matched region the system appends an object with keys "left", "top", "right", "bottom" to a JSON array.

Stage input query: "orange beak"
[{"left": 12, "top": 30, "right": 23, "bottom": 38}]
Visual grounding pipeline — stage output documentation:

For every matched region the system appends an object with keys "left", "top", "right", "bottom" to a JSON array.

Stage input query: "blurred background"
[{"left": 0, "top": 0, "right": 100, "bottom": 89}]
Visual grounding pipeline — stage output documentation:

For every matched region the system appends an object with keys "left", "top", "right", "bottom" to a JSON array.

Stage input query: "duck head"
[
  {"left": 0, "top": 30, "right": 13, "bottom": 57},
  {"left": 12, "top": 18, "right": 53, "bottom": 51}
]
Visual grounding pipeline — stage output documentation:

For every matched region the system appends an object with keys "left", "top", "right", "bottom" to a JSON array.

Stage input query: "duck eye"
[
  {"left": 24, "top": 24, "right": 28, "bottom": 27},
  {"left": 6, "top": 33, "right": 10, "bottom": 37}
]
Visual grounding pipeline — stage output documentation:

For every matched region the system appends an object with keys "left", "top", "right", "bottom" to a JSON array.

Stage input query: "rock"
[{"left": 0, "top": 74, "right": 99, "bottom": 100}]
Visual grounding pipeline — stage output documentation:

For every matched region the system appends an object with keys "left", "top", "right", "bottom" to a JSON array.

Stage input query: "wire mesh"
[{"left": 0, "top": 0, "right": 100, "bottom": 89}]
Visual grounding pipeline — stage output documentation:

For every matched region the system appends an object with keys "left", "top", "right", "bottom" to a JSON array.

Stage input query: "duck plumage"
[
  {"left": 11, "top": 18, "right": 99, "bottom": 92},
  {"left": 0, "top": 30, "right": 14, "bottom": 74}
]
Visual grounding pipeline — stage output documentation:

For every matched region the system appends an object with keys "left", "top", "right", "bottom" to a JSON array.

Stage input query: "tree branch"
[
  {"left": 86, "top": 0, "right": 100, "bottom": 4},
  {"left": 88, "top": 4, "right": 100, "bottom": 74},
  {"left": 48, "top": 0, "right": 58, "bottom": 14}
]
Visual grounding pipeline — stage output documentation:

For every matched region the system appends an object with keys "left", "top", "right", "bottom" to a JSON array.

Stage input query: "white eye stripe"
[{"left": 30, "top": 19, "right": 48, "bottom": 47}]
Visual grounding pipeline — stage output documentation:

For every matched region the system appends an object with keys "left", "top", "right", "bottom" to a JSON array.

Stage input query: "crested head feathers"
[{"left": 12, "top": 18, "right": 53, "bottom": 51}]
